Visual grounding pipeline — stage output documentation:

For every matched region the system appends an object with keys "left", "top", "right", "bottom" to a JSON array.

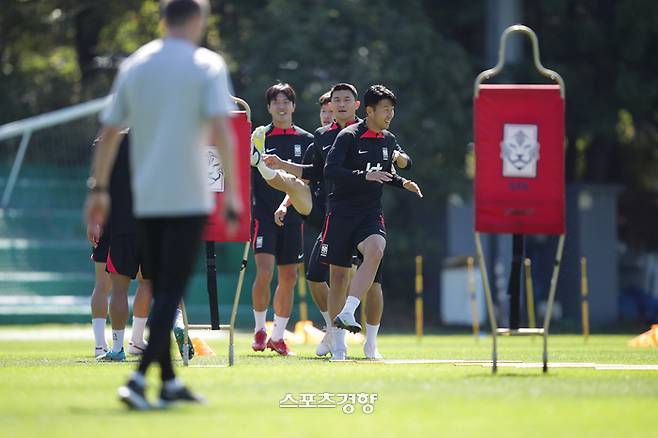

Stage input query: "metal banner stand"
[
  {"left": 181, "top": 96, "right": 252, "bottom": 367},
  {"left": 474, "top": 25, "right": 566, "bottom": 373}
]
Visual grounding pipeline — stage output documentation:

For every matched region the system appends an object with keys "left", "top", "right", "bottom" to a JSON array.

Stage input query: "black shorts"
[
  {"left": 307, "top": 235, "right": 383, "bottom": 283},
  {"left": 306, "top": 234, "right": 328, "bottom": 283},
  {"left": 91, "top": 223, "right": 111, "bottom": 263},
  {"left": 319, "top": 210, "right": 386, "bottom": 268},
  {"left": 251, "top": 218, "right": 303, "bottom": 265},
  {"left": 106, "top": 233, "right": 152, "bottom": 280}
]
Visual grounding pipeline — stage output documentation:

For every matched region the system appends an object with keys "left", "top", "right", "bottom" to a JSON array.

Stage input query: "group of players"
[
  {"left": 88, "top": 80, "right": 422, "bottom": 362},
  {"left": 248, "top": 82, "right": 422, "bottom": 360}
]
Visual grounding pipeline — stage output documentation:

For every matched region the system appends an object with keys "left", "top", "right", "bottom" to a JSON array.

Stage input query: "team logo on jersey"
[
  {"left": 365, "top": 162, "right": 383, "bottom": 172},
  {"left": 320, "top": 244, "right": 329, "bottom": 257},
  {"left": 500, "top": 124, "right": 540, "bottom": 178},
  {"left": 382, "top": 147, "right": 389, "bottom": 161},
  {"left": 256, "top": 236, "right": 263, "bottom": 249},
  {"left": 294, "top": 144, "right": 302, "bottom": 157}
]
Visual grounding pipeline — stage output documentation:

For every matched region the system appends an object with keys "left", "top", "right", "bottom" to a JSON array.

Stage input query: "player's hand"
[
  {"left": 403, "top": 180, "right": 423, "bottom": 198},
  {"left": 223, "top": 191, "right": 244, "bottom": 237},
  {"left": 84, "top": 191, "right": 110, "bottom": 229},
  {"left": 392, "top": 149, "right": 401, "bottom": 164},
  {"left": 86, "top": 223, "right": 101, "bottom": 248},
  {"left": 274, "top": 204, "right": 287, "bottom": 226},
  {"left": 365, "top": 171, "right": 393, "bottom": 183},
  {"left": 263, "top": 154, "right": 284, "bottom": 170}
]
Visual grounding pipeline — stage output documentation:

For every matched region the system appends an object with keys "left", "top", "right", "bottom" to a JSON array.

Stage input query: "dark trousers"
[{"left": 137, "top": 215, "right": 206, "bottom": 381}]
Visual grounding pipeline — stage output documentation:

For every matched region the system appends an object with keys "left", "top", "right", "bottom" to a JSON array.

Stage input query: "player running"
[
  {"left": 249, "top": 83, "right": 313, "bottom": 356},
  {"left": 323, "top": 85, "right": 422, "bottom": 350}
]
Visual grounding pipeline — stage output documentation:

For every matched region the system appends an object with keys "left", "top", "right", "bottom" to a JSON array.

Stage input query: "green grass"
[{"left": 1, "top": 326, "right": 657, "bottom": 437}]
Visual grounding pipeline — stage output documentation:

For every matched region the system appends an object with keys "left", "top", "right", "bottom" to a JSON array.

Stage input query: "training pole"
[
  {"left": 415, "top": 256, "right": 424, "bottom": 341},
  {"left": 297, "top": 263, "right": 308, "bottom": 322},
  {"left": 524, "top": 258, "right": 537, "bottom": 329},
  {"left": 580, "top": 257, "right": 590, "bottom": 342},
  {"left": 466, "top": 257, "right": 480, "bottom": 341},
  {"left": 206, "top": 241, "right": 221, "bottom": 330}
]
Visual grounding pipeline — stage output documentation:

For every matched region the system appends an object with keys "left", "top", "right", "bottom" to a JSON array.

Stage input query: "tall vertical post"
[
  {"left": 297, "top": 264, "right": 308, "bottom": 322},
  {"left": 508, "top": 234, "right": 525, "bottom": 329},
  {"left": 524, "top": 258, "right": 537, "bottom": 328},
  {"left": 580, "top": 257, "right": 590, "bottom": 342},
  {"left": 467, "top": 257, "right": 480, "bottom": 341},
  {"left": 415, "top": 256, "right": 424, "bottom": 341},
  {"left": 206, "top": 241, "right": 220, "bottom": 330}
]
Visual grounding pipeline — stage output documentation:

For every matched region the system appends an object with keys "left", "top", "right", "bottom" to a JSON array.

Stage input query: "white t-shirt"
[{"left": 101, "top": 37, "right": 235, "bottom": 217}]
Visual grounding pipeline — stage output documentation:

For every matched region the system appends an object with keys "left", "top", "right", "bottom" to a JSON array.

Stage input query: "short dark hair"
[
  {"left": 318, "top": 92, "right": 332, "bottom": 106},
  {"left": 363, "top": 84, "right": 397, "bottom": 109},
  {"left": 330, "top": 83, "right": 358, "bottom": 100},
  {"left": 162, "top": 0, "right": 207, "bottom": 27},
  {"left": 266, "top": 83, "right": 296, "bottom": 105}
]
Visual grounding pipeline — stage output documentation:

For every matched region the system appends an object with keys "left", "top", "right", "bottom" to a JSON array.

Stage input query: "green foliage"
[{"left": 2, "top": 0, "right": 657, "bottom": 311}]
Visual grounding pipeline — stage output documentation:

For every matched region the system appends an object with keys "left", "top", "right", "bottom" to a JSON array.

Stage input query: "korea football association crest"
[
  {"left": 294, "top": 144, "right": 302, "bottom": 157},
  {"left": 500, "top": 124, "right": 540, "bottom": 178},
  {"left": 206, "top": 146, "right": 224, "bottom": 192},
  {"left": 382, "top": 147, "right": 389, "bottom": 161}
]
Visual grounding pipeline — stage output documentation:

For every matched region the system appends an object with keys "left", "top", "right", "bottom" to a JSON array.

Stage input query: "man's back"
[{"left": 102, "top": 37, "right": 234, "bottom": 217}]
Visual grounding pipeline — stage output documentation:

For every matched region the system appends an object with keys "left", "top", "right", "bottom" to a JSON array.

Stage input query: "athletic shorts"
[
  {"left": 90, "top": 223, "right": 111, "bottom": 263},
  {"left": 251, "top": 218, "right": 303, "bottom": 265},
  {"left": 106, "top": 233, "right": 152, "bottom": 280},
  {"left": 319, "top": 210, "right": 386, "bottom": 268},
  {"left": 307, "top": 235, "right": 383, "bottom": 284}
]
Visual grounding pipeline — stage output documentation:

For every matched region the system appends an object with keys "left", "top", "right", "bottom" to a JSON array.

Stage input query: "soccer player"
[
  {"left": 319, "top": 91, "right": 333, "bottom": 126},
  {"left": 88, "top": 221, "right": 112, "bottom": 358},
  {"left": 92, "top": 132, "right": 152, "bottom": 361},
  {"left": 85, "top": 0, "right": 242, "bottom": 410},
  {"left": 249, "top": 83, "right": 313, "bottom": 356},
  {"left": 323, "top": 85, "right": 422, "bottom": 356}
]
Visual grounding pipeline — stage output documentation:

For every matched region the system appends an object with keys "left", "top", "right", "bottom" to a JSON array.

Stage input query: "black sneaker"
[
  {"left": 118, "top": 379, "right": 150, "bottom": 411},
  {"left": 157, "top": 384, "right": 206, "bottom": 409}
]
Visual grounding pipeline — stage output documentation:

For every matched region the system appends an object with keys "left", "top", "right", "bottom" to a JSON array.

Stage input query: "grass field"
[{"left": 1, "top": 325, "right": 657, "bottom": 438}]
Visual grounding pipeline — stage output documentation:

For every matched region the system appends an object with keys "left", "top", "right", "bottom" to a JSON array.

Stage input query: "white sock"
[
  {"left": 332, "top": 327, "right": 346, "bottom": 352},
  {"left": 257, "top": 162, "right": 278, "bottom": 181},
  {"left": 163, "top": 377, "right": 184, "bottom": 392},
  {"left": 341, "top": 296, "right": 361, "bottom": 316},
  {"left": 131, "top": 371, "right": 146, "bottom": 387},
  {"left": 173, "top": 307, "right": 184, "bottom": 328},
  {"left": 366, "top": 323, "right": 380, "bottom": 346},
  {"left": 131, "top": 317, "right": 148, "bottom": 346},
  {"left": 111, "top": 329, "right": 124, "bottom": 353},
  {"left": 92, "top": 318, "right": 107, "bottom": 348},
  {"left": 271, "top": 314, "right": 289, "bottom": 341},
  {"left": 253, "top": 309, "right": 267, "bottom": 333},
  {"left": 320, "top": 311, "right": 332, "bottom": 328}
]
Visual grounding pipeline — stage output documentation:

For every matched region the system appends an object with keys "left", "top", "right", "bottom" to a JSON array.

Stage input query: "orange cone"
[
  {"left": 628, "top": 324, "right": 658, "bottom": 347},
  {"left": 191, "top": 337, "right": 216, "bottom": 356}
]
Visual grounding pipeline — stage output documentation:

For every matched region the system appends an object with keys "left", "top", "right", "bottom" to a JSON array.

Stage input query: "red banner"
[
  {"left": 474, "top": 84, "right": 565, "bottom": 235},
  {"left": 204, "top": 111, "right": 252, "bottom": 242}
]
